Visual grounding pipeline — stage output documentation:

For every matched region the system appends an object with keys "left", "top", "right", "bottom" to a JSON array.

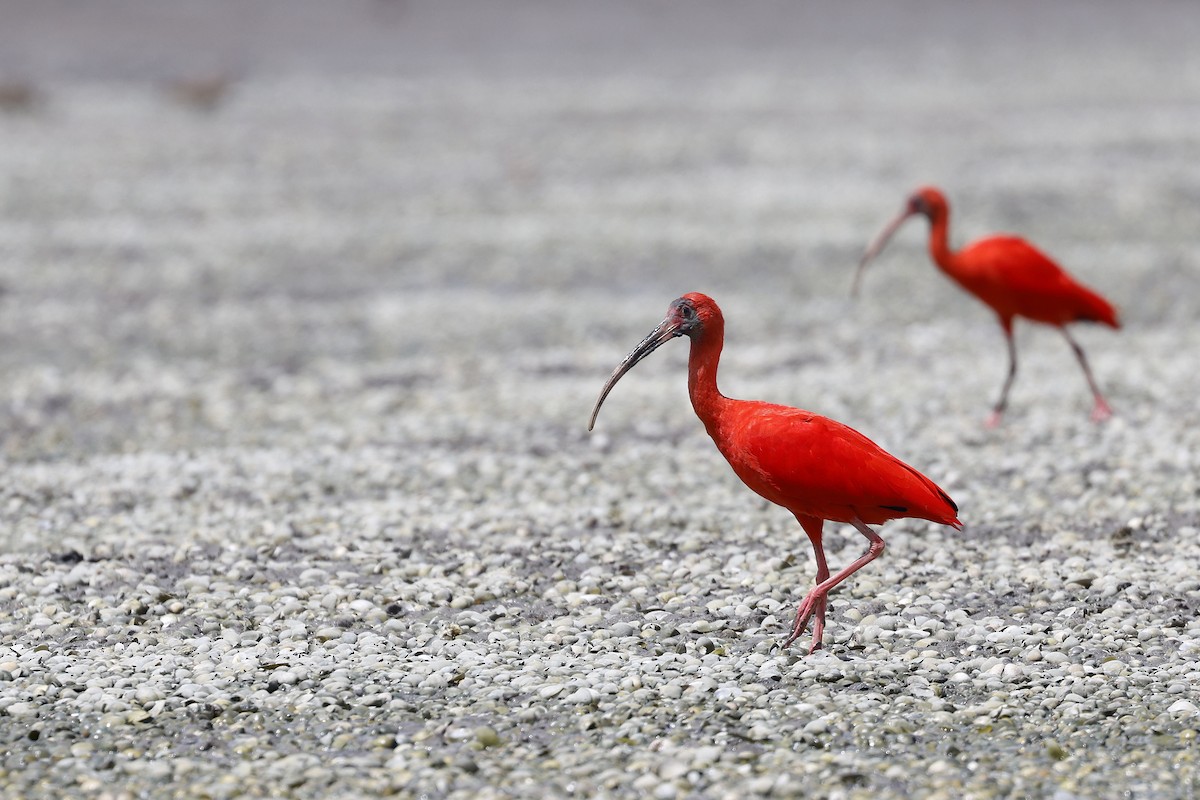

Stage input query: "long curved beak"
[
  {"left": 588, "top": 317, "right": 683, "bottom": 431},
  {"left": 852, "top": 207, "right": 913, "bottom": 297}
]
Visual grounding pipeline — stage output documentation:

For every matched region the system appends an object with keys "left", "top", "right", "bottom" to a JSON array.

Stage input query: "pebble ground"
[{"left": 1, "top": 2, "right": 1199, "bottom": 798}]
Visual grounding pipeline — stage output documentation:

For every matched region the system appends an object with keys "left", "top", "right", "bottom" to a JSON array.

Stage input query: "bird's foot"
[
  {"left": 782, "top": 591, "right": 825, "bottom": 652},
  {"left": 1091, "top": 399, "right": 1113, "bottom": 423},
  {"left": 807, "top": 596, "right": 828, "bottom": 655},
  {"left": 984, "top": 410, "right": 1004, "bottom": 429}
]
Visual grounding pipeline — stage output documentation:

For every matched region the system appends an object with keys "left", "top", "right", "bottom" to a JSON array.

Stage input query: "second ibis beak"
[
  {"left": 851, "top": 207, "right": 914, "bottom": 297},
  {"left": 588, "top": 317, "right": 684, "bottom": 431}
]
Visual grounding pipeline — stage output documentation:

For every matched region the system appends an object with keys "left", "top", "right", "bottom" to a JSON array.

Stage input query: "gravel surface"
[{"left": 1, "top": 2, "right": 1200, "bottom": 798}]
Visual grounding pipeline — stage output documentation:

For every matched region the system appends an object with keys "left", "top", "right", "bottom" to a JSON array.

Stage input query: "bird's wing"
[
  {"left": 964, "top": 236, "right": 1070, "bottom": 286},
  {"left": 719, "top": 405, "right": 958, "bottom": 526},
  {"left": 960, "top": 236, "right": 1116, "bottom": 325},
  {"left": 960, "top": 236, "right": 1073, "bottom": 293}
]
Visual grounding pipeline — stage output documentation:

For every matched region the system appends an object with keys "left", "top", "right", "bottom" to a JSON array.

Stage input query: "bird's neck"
[
  {"left": 687, "top": 325, "right": 729, "bottom": 436},
  {"left": 927, "top": 210, "right": 958, "bottom": 274}
]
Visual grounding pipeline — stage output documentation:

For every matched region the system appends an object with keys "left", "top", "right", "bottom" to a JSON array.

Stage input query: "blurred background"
[{"left": 0, "top": 0, "right": 1197, "bottom": 482}]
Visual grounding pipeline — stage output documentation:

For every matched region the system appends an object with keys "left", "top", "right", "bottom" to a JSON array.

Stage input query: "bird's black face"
[
  {"left": 907, "top": 194, "right": 930, "bottom": 218},
  {"left": 669, "top": 297, "right": 703, "bottom": 338}
]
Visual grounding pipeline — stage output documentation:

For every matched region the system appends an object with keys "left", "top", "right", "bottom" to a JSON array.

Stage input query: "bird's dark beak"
[
  {"left": 852, "top": 206, "right": 915, "bottom": 297},
  {"left": 588, "top": 317, "right": 684, "bottom": 431}
]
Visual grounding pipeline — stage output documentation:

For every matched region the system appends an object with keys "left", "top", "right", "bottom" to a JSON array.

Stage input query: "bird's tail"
[
  {"left": 900, "top": 462, "right": 962, "bottom": 530},
  {"left": 1075, "top": 285, "right": 1121, "bottom": 329},
  {"left": 931, "top": 484, "right": 963, "bottom": 530}
]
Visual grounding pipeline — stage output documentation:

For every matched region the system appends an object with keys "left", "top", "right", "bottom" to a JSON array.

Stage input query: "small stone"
[
  {"left": 564, "top": 687, "right": 597, "bottom": 705},
  {"left": 1101, "top": 659, "right": 1126, "bottom": 676},
  {"left": 135, "top": 686, "right": 164, "bottom": 705},
  {"left": 453, "top": 754, "right": 479, "bottom": 774},
  {"left": 474, "top": 726, "right": 502, "bottom": 748},
  {"left": 690, "top": 745, "right": 722, "bottom": 767},
  {"left": 5, "top": 702, "right": 36, "bottom": 717},
  {"left": 1168, "top": 700, "right": 1199, "bottom": 716},
  {"left": 610, "top": 622, "right": 635, "bottom": 637}
]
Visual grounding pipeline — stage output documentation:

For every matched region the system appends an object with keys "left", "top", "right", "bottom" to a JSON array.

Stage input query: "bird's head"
[
  {"left": 587, "top": 292, "right": 719, "bottom": 431},
  {"left": 852, "top": 185, "right": 949, "bottom": 296},
  {"left": 667, "top": 292, "right": 718, "bottom": 338},
  {"left": 905, "top": 186, "right": 948, "bottom": 220}
]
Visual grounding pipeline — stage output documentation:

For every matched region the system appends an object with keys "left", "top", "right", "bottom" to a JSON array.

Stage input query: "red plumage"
[
  {"left": 589, "top": 292, "right": 960, "bottom": 653},
  {"left": 856, "top": 186, "right": 1120, "bottom": 425},
  {"left": 953, "top": 236, "right": 1120, "bottom": 329},
  {"left": 715, "top": 403, "right": 959, "bottom": 528}
]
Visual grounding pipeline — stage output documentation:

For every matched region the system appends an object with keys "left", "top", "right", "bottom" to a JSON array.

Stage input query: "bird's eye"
[{"left": 680, "top": 305, "right": 694, "bottom": 319}]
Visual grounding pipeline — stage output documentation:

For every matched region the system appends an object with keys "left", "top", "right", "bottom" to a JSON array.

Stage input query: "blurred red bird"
[
  {"left": 854, "top": 186, "right": 1120, "bottom": 427},
  {"left": 589, "top": 292, "right": 961, "bottom": 653}
]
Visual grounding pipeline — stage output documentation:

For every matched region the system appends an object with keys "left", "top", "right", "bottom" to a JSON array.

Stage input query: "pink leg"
[
  {"left": 785, "top": 516, "right": 830, "bottom": 653},
  {"left": 1061, "top": 327, "right": 1113, "bottom": 422},
  {"left": 783, "top": 519, "right": 884, "bottom": 652},
  {"left": 811, "top": 567, "right": 829, "bottom": 654},
  {"left": 986, "top": 323, "right": 1017, "bottom": 428}
]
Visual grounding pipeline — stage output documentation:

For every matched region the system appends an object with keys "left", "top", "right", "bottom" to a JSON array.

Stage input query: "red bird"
[
  {"left": 588, "top": 292, "right": 961, "bottom": 653},
  {"left": 854, "top": 186, "right": 1120, "bottom": 427}
]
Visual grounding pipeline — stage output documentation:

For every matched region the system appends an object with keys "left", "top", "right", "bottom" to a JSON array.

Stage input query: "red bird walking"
[
  {"left": 854, "top": 186, "right": 1120, "bottom": 427},
  {"left": 588, "top": 293, "right": 961, "bottom": 653}
]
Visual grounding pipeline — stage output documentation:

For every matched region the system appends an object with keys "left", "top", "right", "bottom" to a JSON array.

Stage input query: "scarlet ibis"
[
  {"left": 588, "top": 292, "right": 961, "bottom": 653},
  {"left": 854, "top": 186, "right": 1120, "bottom": 426}
]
